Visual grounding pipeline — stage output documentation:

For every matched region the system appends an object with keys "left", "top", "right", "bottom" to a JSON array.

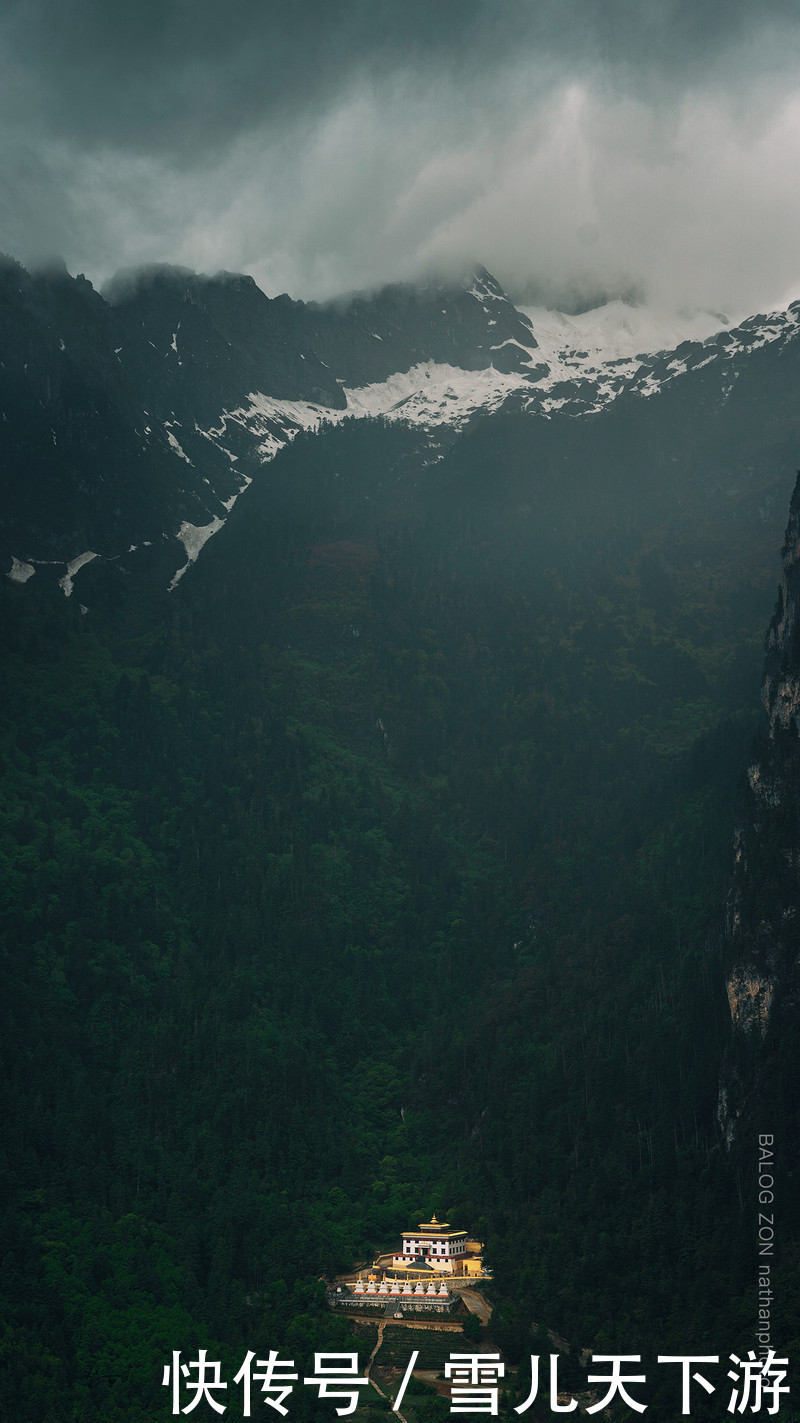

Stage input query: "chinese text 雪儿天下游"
[{"left": 162, "top": 1348, "right": 790, "bottom": 1416}]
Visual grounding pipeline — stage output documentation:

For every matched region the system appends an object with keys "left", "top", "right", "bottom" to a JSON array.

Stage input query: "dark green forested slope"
[{"left": 1, "top": 414, "right": 795, "bottom": 1420}]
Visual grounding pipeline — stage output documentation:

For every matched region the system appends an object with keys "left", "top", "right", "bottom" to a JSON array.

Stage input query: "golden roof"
[{"left": 402, "top": 1214, "right": 466, "bottom": 1237}]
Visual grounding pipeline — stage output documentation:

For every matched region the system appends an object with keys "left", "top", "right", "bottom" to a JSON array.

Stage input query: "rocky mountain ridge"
[{"left": 4, "top": 252, "right": 800, "bottom": 598}]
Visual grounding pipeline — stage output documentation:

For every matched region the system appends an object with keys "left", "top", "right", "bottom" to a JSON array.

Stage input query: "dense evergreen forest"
[{"left": 2, "top": 410, "right": 798, "bottom": 1420}]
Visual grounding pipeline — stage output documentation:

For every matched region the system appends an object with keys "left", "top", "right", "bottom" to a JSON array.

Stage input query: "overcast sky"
[{"left": 2, "top": 0, "right": 800, "bottom": 314}]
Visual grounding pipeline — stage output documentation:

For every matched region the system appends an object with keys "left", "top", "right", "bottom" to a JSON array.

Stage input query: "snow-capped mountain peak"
[{"left": 4, "top": 254, "right": 800, "bottom": 596}]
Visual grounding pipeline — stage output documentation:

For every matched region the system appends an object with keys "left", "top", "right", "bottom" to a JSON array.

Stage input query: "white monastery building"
[
  {"left": 393, "top": 1215, "right": 468, "bottom": 1273},
  {"left": 328, "top": 1211, "right": 487, "bottom": 1311}
]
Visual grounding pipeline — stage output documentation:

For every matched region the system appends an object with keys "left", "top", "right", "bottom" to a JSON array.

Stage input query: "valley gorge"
[{"left": 2, "top": 254, "right": 800, "bottom": 1419}]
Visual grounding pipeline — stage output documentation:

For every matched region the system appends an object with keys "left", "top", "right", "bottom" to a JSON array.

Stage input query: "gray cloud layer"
[{"left": 2, "top": 0, "right": 800, "bottom": 313}]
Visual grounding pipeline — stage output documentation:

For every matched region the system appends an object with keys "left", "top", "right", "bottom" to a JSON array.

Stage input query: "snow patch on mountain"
[
  {"left": 236, "top": 393, "right": 332, "bottom": 449},
  {"left": 200, "top": 298, "right": 800, "bottom": 468},
  {"left": 164, "top": 422, "right": 193, "bottom": 464},
  {"left": 7, "top": 556, "right": 35, "bottom": 583},
  {"left": 59, "top": 551, "right": 98, "bottom": 597},
  {"left": 201, "top": 395, "right": 333, "bottom": 466},
  {"left": 221, "top": 475, "right": 252, "bottom": 512},
  {"left": 343, "top": 362, "right": 525, "bottom": 426},
  {"left": 170, "top": 517, "right": 225, "bottom": 589},
  {"left": 520, "top": 301, "right": 733, "bottom": 368},
  {"left": 213, "top": 362, "right": 533, "bottom": 456}
]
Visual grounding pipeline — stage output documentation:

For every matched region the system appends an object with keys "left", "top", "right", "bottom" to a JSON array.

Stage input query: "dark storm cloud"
[
  {"left": 5, "top": 0, "right": 504, "bottom": 159},
  {"left": 2, "top": 0, "right": 800, "bottom": 311},
  {"left": 5, "top": 0, "right": 797, "bottom": 152}
]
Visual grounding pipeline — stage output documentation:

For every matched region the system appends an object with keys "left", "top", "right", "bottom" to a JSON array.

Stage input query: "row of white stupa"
[{"left": 352, "top": 1279, "right": 450, "bottom": 1297}]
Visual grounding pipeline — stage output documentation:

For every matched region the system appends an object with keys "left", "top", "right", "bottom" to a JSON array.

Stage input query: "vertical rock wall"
[{"left": 721, "top": 473, "right": 800, "bottom": 1141}]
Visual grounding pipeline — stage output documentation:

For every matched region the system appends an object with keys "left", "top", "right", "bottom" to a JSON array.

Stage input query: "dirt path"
[
  {"left": 364, "top": 1321, "right": 412, "bottom": 1423},
  {"left": 459, "top": 1288, "right": 493, "bottom": 1324},
  {"left": 365, "top": 1320, "right": 386, "bottom": 1375}
]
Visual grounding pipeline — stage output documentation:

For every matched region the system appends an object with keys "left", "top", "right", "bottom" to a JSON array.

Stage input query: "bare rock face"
[
  {"left": 764, "top": 480, "right": 800, "bottom": 739},
  {"left": 720, "top": 474, "right": 800, "bottom": 1142},
  {"left": 726, "top": 960, "right": 776, "bottom": 1037}
]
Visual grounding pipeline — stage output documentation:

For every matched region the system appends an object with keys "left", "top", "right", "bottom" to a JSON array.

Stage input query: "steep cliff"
[{"left": 721, "top": 472, "right": 800, "bottom": 1148}]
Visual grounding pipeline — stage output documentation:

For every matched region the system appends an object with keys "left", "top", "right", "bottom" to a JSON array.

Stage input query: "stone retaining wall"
[{"left": 327, "top": 1292, "right": 459, "bottom": 1316}]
